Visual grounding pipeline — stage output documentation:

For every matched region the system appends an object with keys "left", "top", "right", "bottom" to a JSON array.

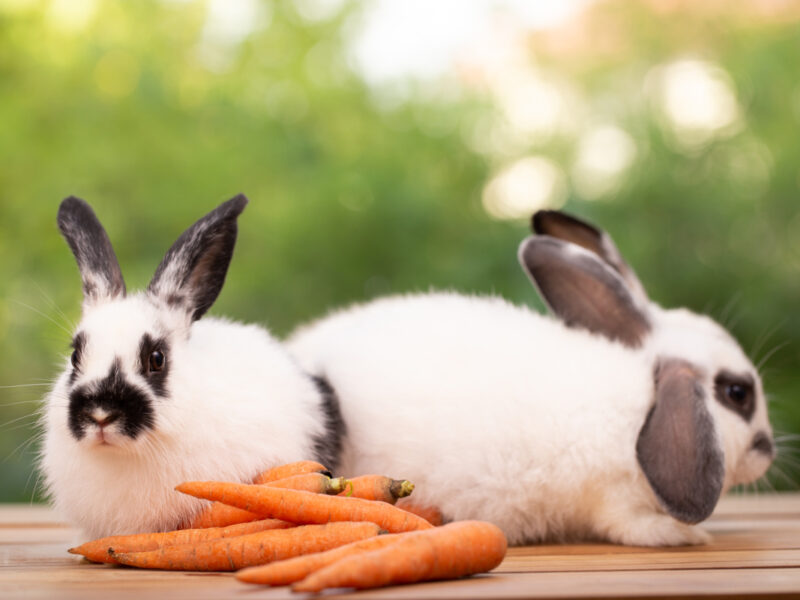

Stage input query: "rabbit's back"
[{"left": 289, "top": 292, "right": 653, "bottom": 543}]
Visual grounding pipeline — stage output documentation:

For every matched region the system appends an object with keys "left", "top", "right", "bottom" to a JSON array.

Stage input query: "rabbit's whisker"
[
  {"left": 756, "top": 340, "right": 791, "bottom": 372},
  {"left": 10, "top": 299, "right": 73, "bottom": 337}
]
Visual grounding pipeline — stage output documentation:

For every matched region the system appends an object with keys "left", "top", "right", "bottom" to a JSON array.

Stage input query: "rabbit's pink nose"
[{"left": 89, "top": 409, "right": 119, "bottom": 427}]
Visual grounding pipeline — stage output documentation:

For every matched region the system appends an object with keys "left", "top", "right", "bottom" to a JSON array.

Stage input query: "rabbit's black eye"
[
  {"left": 70, "top": 349, "right": 78, "bottom": 368},
  {"left": 714, "top": 371, "right": 755, "bottom": 422},
  {"left": 138, "top": 334, "right": 170, "bottom": 396},
  {"left": 726, "top": 384, "right": 747, "bottom": 404},
  {"left": 149, "top": 350, "right": 165, "bottom": 372}
]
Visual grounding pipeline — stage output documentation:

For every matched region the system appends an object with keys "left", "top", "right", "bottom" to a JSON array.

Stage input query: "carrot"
[
  {"left": 69, "top": 519, "right": 291, "bottom": 564},
  {"left": 339, "top": 475, "right": 414, "bottom": 504},
  {"left": 252, "top": 460, "right": 328, "bottom": 484},
  {"left": 236, "top": 534, "right": 400, "bottom": 586},
  {"left": 176, "top": 481, "right": 433, "bottom": 533},
  {"left": 111, "top": 522, "right": 380, "bottom": 571},
  {"left": 292, "top": 520, "right": 507, "bottom": 592},
  {"left": 184, "top": 503, "right": 261, "bottom": 529},
  {"left": 395, "top": 499, "right": 445, "bottom": 527},
  {"left": 184, "top": 472, "right": 344, "bottom": 529}
]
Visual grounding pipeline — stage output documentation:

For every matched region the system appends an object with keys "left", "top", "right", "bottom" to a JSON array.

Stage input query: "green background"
[{"left": 1, "top": 0, "right": 797, "bottom": 501}]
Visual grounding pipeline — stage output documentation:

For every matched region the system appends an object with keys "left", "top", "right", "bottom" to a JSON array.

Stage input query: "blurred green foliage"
[{"left": 0, "top": 0, "right": 797, "bottom": 502}]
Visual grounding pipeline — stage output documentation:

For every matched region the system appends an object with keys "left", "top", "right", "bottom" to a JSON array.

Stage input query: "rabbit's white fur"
[
  {"left": 43, "top": 296, "right": 324, "bottom": 540},
  {"left": 288, "top": 292, "right": 773, "bottom": 546}
]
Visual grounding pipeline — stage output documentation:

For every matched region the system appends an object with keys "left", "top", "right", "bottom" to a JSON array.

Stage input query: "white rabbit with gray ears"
[
  {"left": 288, "top": 210, "right": 775, "bottom": 546},
  {"left": 42, "top": 196, "right": 343, "bottom": 540}
]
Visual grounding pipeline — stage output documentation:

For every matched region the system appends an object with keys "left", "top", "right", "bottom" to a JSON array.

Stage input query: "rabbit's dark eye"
[
  {"left": 726, "top": 384, "right": 747, "bottom": 404},
  {"left": 71, "top": 349, "right": 78, "bottom": 368},
  {"left": 149, "top": 350, "right": 165, "bottom": 372},
  {"left": 714, "top": 371, "right": 755, "bottom": 422},
  {"left": 138, "top": 334, "right": 170, "bottom": 396}
]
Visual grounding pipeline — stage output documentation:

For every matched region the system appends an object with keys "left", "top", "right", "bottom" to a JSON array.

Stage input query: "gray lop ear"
[
  {"left": 532, "top": 210, "right": 648, "bottom": 303},
  {"left": 148, "top": 194, "right": 248, "bottom": 322},
  {"left": 636, "top": 359, "right": 725, "bottom": 524},
  {"left": 57, "top": 197, "right": 126, "bottom": 306},
  {"left": 518, "top": 235, "right": 651, "bottom": 348}
]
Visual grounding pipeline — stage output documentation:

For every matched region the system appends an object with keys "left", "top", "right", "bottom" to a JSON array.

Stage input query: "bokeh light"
[{"left": 483, "top": 156, "right": 567, "bottom": 219}]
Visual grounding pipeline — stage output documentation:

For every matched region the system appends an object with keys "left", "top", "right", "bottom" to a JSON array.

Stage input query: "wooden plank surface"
[{"left": 2, "top": 494, "right": 800, "bottom": 599}]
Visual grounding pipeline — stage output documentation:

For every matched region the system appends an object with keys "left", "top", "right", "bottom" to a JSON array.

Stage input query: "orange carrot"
[
  {"left": 339, "top": 475, "right": 414, "bottom": 504},
  {"left": 112, "top": 522, "right": 381, "bottom": 571},
  {"left": 69, "top": 519, "right": 291, "bottom": 564},
  {"left": 184, "top": 503, "right": 261, "bottom": 529},
  {"left": 176, "top": 481, "right": 433, "bottom": 533},
  {"left": 184, "top": 472, "right": 343, "bottom": 529},
  {"left": 252, "top": 460, "right": 328, "bottom": 484},
  {"left": 395, "top": 499, "right": 445, "bottom": 527},
  {"left": 292, "top": 520, "right": 507, "bottom": 592},
  {"left": 237, "top": 534, "right": 400, "bottom": 586}
]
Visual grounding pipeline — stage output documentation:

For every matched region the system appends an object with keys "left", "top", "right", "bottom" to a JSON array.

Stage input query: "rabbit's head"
[
  {"left": 48, "top": 195, "right": 247, "bottom": 454},
  {"left": 519, "top": 210, "right": 774, "bottom": 524}
]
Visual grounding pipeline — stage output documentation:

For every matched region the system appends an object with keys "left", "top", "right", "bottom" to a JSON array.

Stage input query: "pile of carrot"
[{"left": 68, "top": 460, "right": 507, "bottom": 592}]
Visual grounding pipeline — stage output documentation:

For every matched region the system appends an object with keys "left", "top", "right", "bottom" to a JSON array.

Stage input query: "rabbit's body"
[
  {"left": 290, "top": 293, "right": 660, "bottom": 545},
  {"left": 41, "top": 197, "right": 339, "bottom": 540},
  {"left": 288, "top": 212, "right": 775, "bottom": 547}
]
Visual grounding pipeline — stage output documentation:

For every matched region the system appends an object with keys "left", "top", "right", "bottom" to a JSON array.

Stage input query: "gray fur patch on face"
[{"left": 713, "top": 370, "right": 756, "bottom": 422}]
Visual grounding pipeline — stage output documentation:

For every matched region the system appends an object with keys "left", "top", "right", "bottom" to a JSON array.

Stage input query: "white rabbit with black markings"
[
  {"left": 288, "top": 210, "right": 775, "bottom": 547},
  {"left": 41, "top": 195, "right": 344, "bottom": 540}
]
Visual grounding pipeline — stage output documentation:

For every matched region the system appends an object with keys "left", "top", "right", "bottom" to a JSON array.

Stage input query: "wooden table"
[{"left": 2, "top": 494, "right": 799, "bottom": 599}]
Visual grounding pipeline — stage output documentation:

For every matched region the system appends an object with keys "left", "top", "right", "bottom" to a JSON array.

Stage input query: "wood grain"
[{"left": 2, "top": 493, "right": 799, "bottom": 599}]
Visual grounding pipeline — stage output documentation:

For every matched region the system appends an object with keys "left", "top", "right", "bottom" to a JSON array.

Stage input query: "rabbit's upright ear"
[
  {"left": 532, "top": 210, "right": 647, "bottom": 303},
  {"left": 636, "top": 359, "right": 725, "bottom": 524},
  {"left": 57, "top": 197, "right": 126, "bottom": 306},
  {"left": 518, "top": 235, "right": 651, "bottom": 347},
  {"left": 148, "top": 194, "right": 248, "bottom": 322}
]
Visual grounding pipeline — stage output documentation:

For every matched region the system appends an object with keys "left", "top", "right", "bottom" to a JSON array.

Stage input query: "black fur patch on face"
[
  {"left": 68, "top": 359, "right": 155, "bottom": 440},
  {"left": 137, "top": 333, "right": 170, "bottom": 397},
  {"left": 68, "top": 332, "right": 87, "bottom": 385},
  {"left": 311, "top": 375, "right": 346, "bottom": 473},
  {"left": 714, "top": 370, "right": 756, "bottom": 422}
]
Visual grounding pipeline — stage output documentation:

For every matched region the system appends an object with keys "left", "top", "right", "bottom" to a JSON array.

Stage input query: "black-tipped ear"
[
  {"left": 637, "top": 360, "right": 724, "bottom": 524},
  {"left": 57, "top": 197, "right": 126, "bottom": 305},
  {"left": 148, "top": 194, "right": 248, "bottom": 322},
  {"left": 532, "top": 210, "right": 648, "bottom": 303},
  {"left": 518, "top": 236, "right": 651, "bottom": 348}
]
